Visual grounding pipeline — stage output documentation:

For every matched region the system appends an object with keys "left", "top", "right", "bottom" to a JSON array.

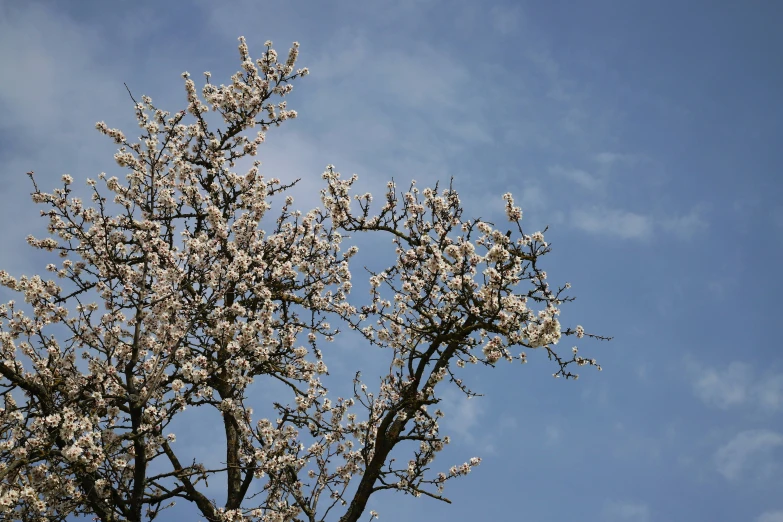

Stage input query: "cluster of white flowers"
[
  {"left": 0, "top": 35, "right": 605, "bottom": 522},
  {"left": 503, "top": 192, "right": 522, "bottom": 221}
]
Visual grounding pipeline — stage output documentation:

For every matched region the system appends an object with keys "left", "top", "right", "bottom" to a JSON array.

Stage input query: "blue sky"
[{"left": 1, "top": 1, "right": 782, "bottom": 521}]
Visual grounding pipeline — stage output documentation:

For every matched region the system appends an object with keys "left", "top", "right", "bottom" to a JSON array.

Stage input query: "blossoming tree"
[{"left": 0, "top": 37, "right": 608, "bottom": 522}]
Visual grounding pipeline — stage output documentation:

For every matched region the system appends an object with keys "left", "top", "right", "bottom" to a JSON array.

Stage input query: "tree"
[{"left": 0, "top": 37, "right": 608, "bottom": 522}]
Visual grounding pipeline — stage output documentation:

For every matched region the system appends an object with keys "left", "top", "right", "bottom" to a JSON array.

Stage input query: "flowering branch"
[{"left": 0, "top": 36, "right": 609, "bottom": 522}]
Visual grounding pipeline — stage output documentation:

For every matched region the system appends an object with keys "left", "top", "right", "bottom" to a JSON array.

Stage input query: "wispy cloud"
[
  {"left": 688, "top": 360, "right": 783, "bottom": 412},
  {"left": 0, "top": 4, "right": 141, "bottom": 140},
  {"left": 549, "top": 164, "right": 602, "bottom": 191},
  {"left": 437, "top": 388, "right": 504, "bottom": 454},
  {"left": 758, "top": 375, "right": 783, "bottom": 411},
  {"left": 758, "top": 511, "right": 783, "bottom": 522},
  {"left": 569, "top": 203, "right": 708, "bottom": 241},
  {"left": 439, "top": 388, "right": 483, "bottom": 442},
  {"left": 593, "top": 152, "right": 639, "bottom": 168},
  {"left": 660, "top": 206, "right": 709, "bottom": 239},
  {"left": 0, "top": 5, "right": 136, "bottom": 274},
  {"left": 571, "top": 206, "right": 653, "bottom": 239},
  {"left": 692, "top": 361, "right": 751, "bottom": 409},
  {"left": 602, "top": 500, "right": 650, "bottom": 522},
  {"left": 714, "top": 430, "right": 783, "bottom": 481}
]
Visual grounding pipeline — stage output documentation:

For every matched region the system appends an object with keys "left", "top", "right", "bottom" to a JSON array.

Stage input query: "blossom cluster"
[{"left": 0, "top": 36, "right": 607, "bottom": 522}]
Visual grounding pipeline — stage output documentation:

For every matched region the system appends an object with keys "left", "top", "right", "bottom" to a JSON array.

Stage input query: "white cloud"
[
  {"left": 571, "top": 206, "right": 653, "bottom": 239},
  {"left": 439, "top": 388, "right": 483, "bottom": 441},
  {"left": 309, "top": 33, "right": 492, "bottom": 139},
  {"left": 757, "top": 375, "right": 783, "bottom": 410},
  {"left": 688, "top": 360, "right": 783, "bottom": 412},
  {"left": 437, "top": 388, "right": 502, "bottom": 454},
  {"left": 714, "top": 430, "right": 783, "bottom": 481},
  {"left": 549, "top": 164, "right": 602, "bottom": 191},
  {"left": 660, "top": 207, "right": 709, "bottom": 239},
  {"left": 758, "top": 511, "right": 783, "bottom": 522},
  {"left": 571, "top": 204, "right": 708, "bottom": 240},
  {"left": 602, "top": 500, "right": 650, "bottom": 522},
  {"left": 517, "top": 181, "right": 550, "bottom": 215},
  {"left": 593, "top": 152, "right": 638, "bottom": 168},
  {"left": 693, "top": 361, "right": 751, "bottom": 409},
  {"left": 0, "top": 4, "right": 140, "bottom": 275},
  {"left": 0, "top": 5, "right": 135, "bottom": 137},
  {"left": 525, "top": 47, "right": 579, "bottom": 106}
]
